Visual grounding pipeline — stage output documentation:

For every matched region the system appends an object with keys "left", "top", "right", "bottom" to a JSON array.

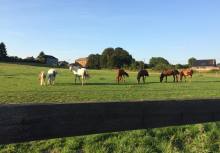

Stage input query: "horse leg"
[
  {"left": 117, "top": 76, "right": 119, "bottom": 84},
  {"left": 47, "top": 76, "right": 51, "bottom": 85},
  {"left": 74, "top": 75, "right": 77, "bottom": 84},
  {"left": 137, "top": 78, "right": 140, "bottom": 84},
  {"left": 176, "top": 75, "right": 178, "bottom": 82},
  {"left": 165, "top": 76, "right": 167, "bottom": 83},
  {"left": 44, "top": 79, "right": 46, "bottom": 86},
  {"left": 84, "top": 76, "right": 87, "bottom": 84},
  {"left": 143, "top": 76, "right": 145, "bottom": 84},
  {"left": 40, "top": 78, "right": 43, "bottom": 86},
  {"left": 82, "top": 76, "right": 84, "bottom": 86}
]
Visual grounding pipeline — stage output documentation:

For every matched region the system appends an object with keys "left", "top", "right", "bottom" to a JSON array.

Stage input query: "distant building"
[
  {"left": 23, "top": 56, "right": 35, "bottom": 62},
  {"left": 69, "top": 63, "right": 81, "bottom": 67},
  {"left": 43, "top": 55, "right": 58, "bottom": 66},
  {"left": 192, "top": 59, "right": 219, "bottom": 71},
  {"left": 58, "top": 61, "right": 69, "bottom": 67},
  {"left": 75, "top": 57, "right": 88, "bottom": 67}
]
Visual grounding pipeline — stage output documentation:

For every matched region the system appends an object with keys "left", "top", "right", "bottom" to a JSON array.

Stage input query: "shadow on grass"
[
  {"left": 56, "top": 82, "right": 132, "bottom": 86},
  {"left": 56, "top": 80, "right": 220, "bottom": 86}
]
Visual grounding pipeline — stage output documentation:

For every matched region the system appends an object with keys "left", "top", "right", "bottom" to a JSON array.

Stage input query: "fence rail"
[{"left": 1, "top": 99, "right": 220, "bottom": 144}]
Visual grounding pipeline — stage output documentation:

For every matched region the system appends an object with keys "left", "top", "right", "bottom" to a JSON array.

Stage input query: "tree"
[
  {"left": 0, "top": 42, "right": 7, "bottom": 60},
  {"left": 154, "top": 63, "right": 172, "bottom": 70},
  {"left": 175, "top": 64, "right": 189, "bottom": 69},
  {"left": 100, "top": 47, "right": 133, "bottom": 68},
  {"left": 149, "top": 57, "right": 170, "bottom": 68},
  {"left": 100, "top": 48, "right": 114, "bottom": 68},
  {"left": 36, "top": 51, "right": 46, "bottom": 63},
  {"left": 87, "top": 54, "right": 101, "bottom": 69},
  {"left": 130, "top": 61, "right": 146, "bottom": 70},
  {"left": 188, "top": 57, "right": 196, "bottom": 67}
]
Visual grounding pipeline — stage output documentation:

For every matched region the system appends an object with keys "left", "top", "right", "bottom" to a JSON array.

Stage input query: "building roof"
[
  {"left": 193, "top": 59, "right": 216, "bottom": 67},
  {"left": 43, "top": 55, "right": 58, "bottom": 60},
  {"left": 75, "top": 57, "right": 88, "bottom": 61}
]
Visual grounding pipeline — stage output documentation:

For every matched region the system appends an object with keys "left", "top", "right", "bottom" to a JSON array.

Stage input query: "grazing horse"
[
  {"left": 69, "top": 65, "right": 89, "bottom": 86},
  {"left": 160, "top": 69, "right": 179, "bottom": 83},
  {"left": 47, "top": 69, "right": 57, "bottom": 85},
  {"left": 116, "top": 69, "right": 129, "bottom": 84},
  {"left": 137, "top": 69, "right": 149, "bottom": 84},
  {"left": 38, "top": 71, "right": 46, "bottom": 86},
  {"left": 180, "top": 69, "right": 193, "bottom": 82}
]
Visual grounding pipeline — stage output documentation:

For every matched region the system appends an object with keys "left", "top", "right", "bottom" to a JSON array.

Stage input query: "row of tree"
[
  {"left": 87, "top": 47, "right": 134, "bottom": 69},
  {"left": 87, "top": 47, "right": 197, "bottom": 70},
  {"left": 0, "top": 42, "right": 53, "bottom": 63},
  {"left": 0, "top": 42, "right": 198, "bottom": 70}
]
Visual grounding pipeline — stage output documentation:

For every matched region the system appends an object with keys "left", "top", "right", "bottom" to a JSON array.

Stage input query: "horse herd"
[
  {"left": 116, "top": 68, "right": 193, "bottom": 84},
  {"left": 38, "top": 65, "right": 193, "bottom": 86}
]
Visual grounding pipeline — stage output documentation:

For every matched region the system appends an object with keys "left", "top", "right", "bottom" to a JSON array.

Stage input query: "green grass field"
[{"left": 1, "top": 63, "right": 220, "bottom": 153}]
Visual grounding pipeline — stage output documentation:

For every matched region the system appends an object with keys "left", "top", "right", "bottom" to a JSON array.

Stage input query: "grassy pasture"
[
  {"left": 1, "top": 63, "right": 220, "bottom": 152},
  {"left": 1, "top": 63, "right": 220, "bottom": 103}
]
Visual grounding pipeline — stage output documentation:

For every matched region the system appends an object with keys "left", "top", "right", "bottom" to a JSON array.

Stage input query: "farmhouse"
[
  {"left": 58, "top": 61, "right": 69, "bottom": 67},
  {"left": 191, "top": 59, "right": 219, "bottom": 71},
  {"left": 75, "top": 57, "right": 88, "bottom": 68},
  {"left": 43, "top": 55, "right": 58, "bottom": 66}
]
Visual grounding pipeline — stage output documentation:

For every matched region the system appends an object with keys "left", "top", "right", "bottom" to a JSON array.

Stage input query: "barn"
[
  {"left": 192, "top": 59, "right": 219, "bottom": 71},
  {"left": 43, "top": 55, "right": 58, "bottom": 67},
  {"left": 75, "top": 57, "right": 88, "bottom": 68}
]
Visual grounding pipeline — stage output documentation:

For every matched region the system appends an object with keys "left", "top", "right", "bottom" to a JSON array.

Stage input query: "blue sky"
[{"left": 1, "top": 0, "right": 220, "bottom": 64}]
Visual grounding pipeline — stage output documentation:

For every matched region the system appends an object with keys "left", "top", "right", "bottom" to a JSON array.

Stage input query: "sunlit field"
[
  {"left": 1, "top": 63, "right": 220, "bottom": 103},
  {"left": 1, "top": 62, "right": 220, "bottom": 153}
]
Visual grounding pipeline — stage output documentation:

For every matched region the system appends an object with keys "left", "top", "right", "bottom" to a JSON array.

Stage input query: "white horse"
[
  {"left": 47, "top": 68, "right": 58, "bottom": 85},
  {"left": 69, "top": 65, "right": 89, "bottom": 86}
]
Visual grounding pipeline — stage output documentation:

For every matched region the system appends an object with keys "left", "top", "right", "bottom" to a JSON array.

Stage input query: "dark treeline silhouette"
[
  {"left": 87, "top": 48, "right": 189, "bottom": 70},
  {"left": 87, "top": 47, "right": 134, "bottom": 69},
  {"left": 87, "top": 47, "right": 148, "bottom": 70},
  {"left": 1, "top": 42, "right": 192, "bottom": 70}
]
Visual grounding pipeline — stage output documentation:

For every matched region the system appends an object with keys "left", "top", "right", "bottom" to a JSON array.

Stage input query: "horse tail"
[{"left": 83, "top": 71, "right": 87, "bottom": 78}]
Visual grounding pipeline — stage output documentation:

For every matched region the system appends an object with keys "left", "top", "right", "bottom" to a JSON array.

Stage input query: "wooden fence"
[{"left": 1, "top": 99, "right": 220, "bottom": 144}]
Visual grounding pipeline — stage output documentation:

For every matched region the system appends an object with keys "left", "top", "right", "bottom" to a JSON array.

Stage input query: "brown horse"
[
  {"left": 116, "top": 69, "right": 129, "bottom": 84},
  {"left": 160, "top": 69, "right": 179, "bottom": 83},
  {"left": 137, "top": 69, "right": 149, "bottom": 84},
  {"left": 180, "top": 69, "right": 193, "bottom": 82}
]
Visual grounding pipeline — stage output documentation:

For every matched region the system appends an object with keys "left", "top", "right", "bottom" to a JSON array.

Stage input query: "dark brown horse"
[
  {"left": 160, "top": 69, "right": 179, "bottom": 83},
  {"left": 116, "top": 69, "right": 129, "bottom": 84},
  {"left": 137, "top": 69, "right": 149, "bottom": 84},
  {"left": 180, "top": 69, "right": 193, "bottom": 82}
]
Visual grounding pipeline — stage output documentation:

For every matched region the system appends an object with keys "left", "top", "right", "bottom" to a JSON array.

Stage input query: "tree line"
[
  {"left": 0, "top": 42, "right": 197, "bottom": 70},
  {"left": 0, "top": 42, "right": 63, "bottom": 65},
  {"left": 87, "top": 47, "right": 197, "bottom": 70}
]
